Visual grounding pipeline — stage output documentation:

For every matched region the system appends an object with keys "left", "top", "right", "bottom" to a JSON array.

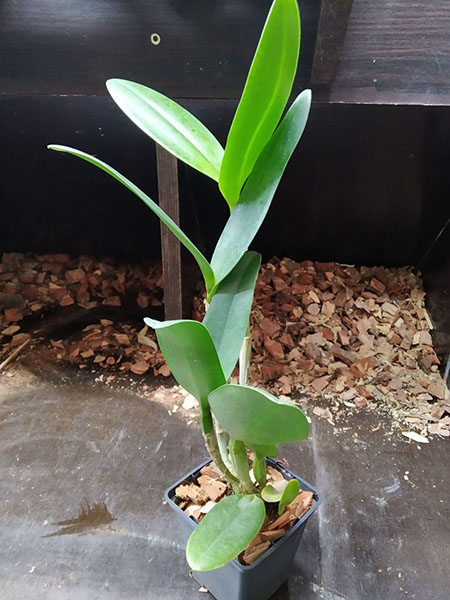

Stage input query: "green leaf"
[
  {"left": 144, "top": 318, "right": 225, "bottom": 429},
  {"left": 209, "top": 384, "right": 309, "bottom": 445},
  {"left": 252, "top": 456, "right": 267, "bottom": 488},
  {"left": 248, "top": 443, "right": 278, "bottom": 458},
  {"left": 106, "top": 79, "right": 224, "bottom": 181},
  {"left": 261, "top": 484, "right": 283, "bottom": 503},
  {"left": 250, "top": 443, "right": 278, "bottom": 488},
  {"left": 186, "top": 494, "right": 266, "bottom": 571},
  {"left": 219, "top": 0, "right": 300, "bottom": 208},
  {"left": 203, "top": 251, "right": 261, "bottom": 379},
  {"left": 278, "top": 478, "right": 300, "bottom": 515},
  {"left": 48, "top": 145, "right": 215, "bottom": 295},
  {"left": 212, "top": 89, "right": 311, "bottom": 284}
]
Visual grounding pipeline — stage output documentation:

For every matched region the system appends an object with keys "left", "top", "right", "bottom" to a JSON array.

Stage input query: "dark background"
[{"left": 0, "top": 0, "right": 449, "bottom": 368}]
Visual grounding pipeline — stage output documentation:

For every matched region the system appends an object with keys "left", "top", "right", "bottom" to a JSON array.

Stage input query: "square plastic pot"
[{"left": 165, "top": 458, "right": 323, "bottom": 600}]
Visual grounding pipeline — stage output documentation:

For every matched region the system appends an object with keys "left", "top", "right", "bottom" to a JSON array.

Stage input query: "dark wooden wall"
[
  {"left": 422, "top": 223, "right": 450, "bottom": 375},
  {"left": 1, "top": 97, "right": 449, "bottom": 268},
  {"left": 0, "top": 0, "right": 320, "bottom": 98},
  {"left": 325, "top": 0, "right": 450, "bottom": 104},
  {"left": 2, "top": 0, "right": 450, "bottom": 104}
]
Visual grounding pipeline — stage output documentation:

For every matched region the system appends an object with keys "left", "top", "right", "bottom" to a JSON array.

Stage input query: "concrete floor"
[{"left": 0, "top": 365, "right": 449, "bottom": 600}]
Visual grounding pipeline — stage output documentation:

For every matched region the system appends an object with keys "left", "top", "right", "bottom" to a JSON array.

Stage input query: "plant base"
[{"left": 165, "top": 458, "right": 323, "bottom": 600}]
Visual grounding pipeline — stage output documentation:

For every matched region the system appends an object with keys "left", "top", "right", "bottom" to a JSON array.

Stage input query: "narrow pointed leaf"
[
  {"left": 144, "top": 318, "right": 225, "bottom": 418},
  {"left": 209, "top": 384, "right": 309, "bottom": 445},
  {"left": 212, "top": 90, "right": 311, "bottom": 284},
  {"left": 106, "top": 79, "right": 223, "bottom": 181},
  {"left": 278, "top": 478, "right": 300, "bottom": 515},
  {"left": 48, "top": 145, "right": 215, "bottom": 294},
  {"left": 219, "top": 0, "right": 300, "bottom": 208},
  {"left": 203, "top": 251, "right": 261, "bottom": 379},
  {"left": 186, "top": 494, "right": 266, "bottom": 571}
]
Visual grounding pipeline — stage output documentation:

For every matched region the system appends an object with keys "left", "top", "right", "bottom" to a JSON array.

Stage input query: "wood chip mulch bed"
[
  {"left": 196, "top": 257, "right": 449, "bottom": 440},
  {"left": 0, "top": 252, "right": 167, "bottom": 376},
  {"left": 1, "top": 252, "right": 449, "bottom": 440}
]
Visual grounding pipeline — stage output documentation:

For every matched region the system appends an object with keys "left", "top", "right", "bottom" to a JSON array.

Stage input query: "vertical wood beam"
[
  {"left": 156, "top": 144, "right": 183, "bottom": 320},
  {"left": 310, "top": 0, "right": 354, "bottom": 85}
]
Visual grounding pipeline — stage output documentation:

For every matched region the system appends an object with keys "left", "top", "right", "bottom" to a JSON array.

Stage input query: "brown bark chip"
[
  {"left": 130, "top": 361, "right": 150, "bottom": 375},
  {"left": 260, "top": 529, "right": 286, "bottom": 541},
  {"left": 267, "top": 511, "right": 293, "bottom": 531},
  {"left": 175, "top": 484, "right": 209, "bottom": 505},
  {"left": 288, "top": 491, "right": 314, "bottom": 519},
  {"left": 264, "top": 338, "right": 285, "bottom": 361},
  {"left": 196, "top": 475, "right": 227, "bottom": 502},
  {"left": 242, "top": 541, "right": 271, "bottom": 565}
]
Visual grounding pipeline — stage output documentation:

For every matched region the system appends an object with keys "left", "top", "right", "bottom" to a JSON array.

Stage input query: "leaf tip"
[
  {"left": 48, "top": 144, "right": 71, "bottom": 154},
  {"left": 106, "top": 78, "right": 131, "bottom": 98},
  {"left": 105, "top": 77, "right": 122, "bottom": 89},
  {"left": 143, "top": 317, "right": 160, "bottom": 329}
]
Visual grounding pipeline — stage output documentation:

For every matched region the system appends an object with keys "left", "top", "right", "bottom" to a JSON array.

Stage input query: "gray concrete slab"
[{"left": 0, "top": 366, "right": 448, "bottom": 600}]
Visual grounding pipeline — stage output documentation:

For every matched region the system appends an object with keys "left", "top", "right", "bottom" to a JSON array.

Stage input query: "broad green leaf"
[
  {"left": 144, "top": 318, "right": 225, "bottom": 426},
  {"left": 212, "top": 89, "right": 311, "bottom": 284},
  {"left": 278, "top": 478, "right": 300, "bottom": 515},
  {"left": 106, "top": 79, "right": 224, "bottom": 181},
  {"left": 203, "top": 251, "right": 261, "bottom": 379},
  {"left": 261, "top": 484, "right": 283, "bottom": 503},
  {"left": 219, "top": 0, "right": 300, "bottom": 208},
  {"left": 209, "top": 384, "right": 309, "bottom": 445},
  {"left": 48, "top": 145, "right": 215, "bottom": 295},
  {"left": 186, "top": 494, "right": 265, "bottom": 571}
]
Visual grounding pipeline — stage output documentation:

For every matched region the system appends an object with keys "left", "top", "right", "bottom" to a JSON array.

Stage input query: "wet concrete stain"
[{"left": 45, "top": 501, "right": 116, "bottom": 537}]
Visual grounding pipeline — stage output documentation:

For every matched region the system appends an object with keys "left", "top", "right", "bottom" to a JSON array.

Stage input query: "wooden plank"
[
  {"left": 156, "top": 145, "right": 183, "bottom": 320},
  {"left": 3, "top": 0, "right": 450, "bottom": 104},
  {"left": 0, "top": 0, "right": 320, "bottom": 98},
  {"left": 327, "top": 0, "right": 450, "bottom": 103},
  {"left": 310, "top": 0, "right": 354, "bottom": 85}
]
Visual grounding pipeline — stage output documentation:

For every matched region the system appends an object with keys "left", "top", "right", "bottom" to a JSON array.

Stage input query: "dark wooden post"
[
  {"left": 310, "top": 0, "right": 354, "bottom": 85},
  {"left": 156, "top": 144, "right": 183, "bottom": 320}
]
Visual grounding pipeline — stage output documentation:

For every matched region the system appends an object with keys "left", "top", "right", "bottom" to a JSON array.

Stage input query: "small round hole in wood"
[{"left": 150, "top": 33, "right": 161, "bottom": 46}]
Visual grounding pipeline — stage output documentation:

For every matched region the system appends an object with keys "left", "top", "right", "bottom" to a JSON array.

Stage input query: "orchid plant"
[{"left": 49, "top": 0, "right": 311, "bottom": 571}]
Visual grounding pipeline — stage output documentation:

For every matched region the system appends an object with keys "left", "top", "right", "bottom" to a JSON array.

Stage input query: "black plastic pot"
[{"left": 165, "top": 458, "right": 323, "bottom": 600}]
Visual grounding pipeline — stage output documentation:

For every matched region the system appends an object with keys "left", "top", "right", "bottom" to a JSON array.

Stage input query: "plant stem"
[
  {"left": 204, "top": 431, "right": 239, "bottom": 486},
  {"left": 229, "top": 439, "right": 257, "bottom": 494},
  {"left": 201, "top": 297, "right": 237, "bottom": 483},
  {"left": 202, "top": 307, "right": 257, "bottom": 493},
  {"left": 200, "top": 406, "right": 214, "bottom": 436},
  {"left": 252, "top": 455, "right": 267, "bottom": 488},
  {"left": 239, "top": 325, "right": 251, "bottom": 386},
  {"left": 238, "top": 321, "right": 268, "bottom": 490},
  {"left": 215, "top": 422, "right": 236, "bottom": 475}
]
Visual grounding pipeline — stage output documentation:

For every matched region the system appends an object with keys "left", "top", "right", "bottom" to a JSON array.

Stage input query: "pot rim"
[{"left": 164, "top": 457, "right": 323, "bottom": 572}]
